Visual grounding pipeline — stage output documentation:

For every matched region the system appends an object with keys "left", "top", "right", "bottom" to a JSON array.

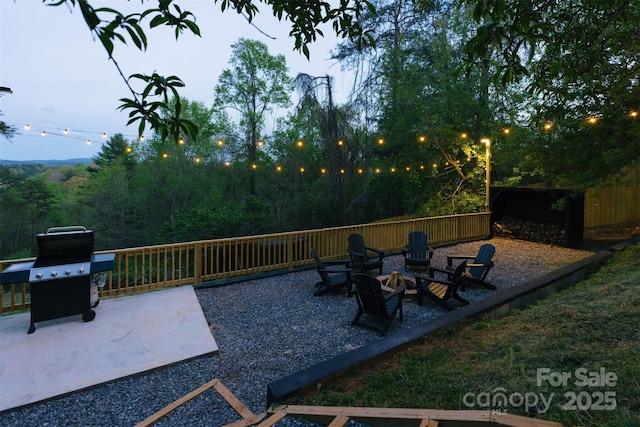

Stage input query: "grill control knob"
[
  {"left": 36, "top": 273, "right": 43, "bottom": 279},
  {"left": 65, "top": 269, "right": 72, "bottom": 275},
  {"left": 50, "top": 271, "right": 58, "bottom": 277},
  {"left": 78, "top": 267, "right": 85, "bottom": 274}
]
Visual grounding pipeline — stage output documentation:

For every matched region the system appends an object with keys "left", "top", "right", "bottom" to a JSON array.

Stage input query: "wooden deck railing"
[{"left": 1, "top": 213, "right": 491, "bottom": 314}]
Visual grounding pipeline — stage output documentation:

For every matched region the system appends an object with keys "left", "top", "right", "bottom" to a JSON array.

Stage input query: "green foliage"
[
  {"left": 214, "top": 38, "right": 292, "bottom": 156},
  {"left": 462, "top": 0, "right": 640, "bottom": 189},
  {"left": 45, "top": 0, "right": 373, "bottom": 144},
  {"left": 90, "top": 133, "right": 137, "bottom": 170},
  {"left": 0, "top": 166, "right": 56, "bottom": 257}
]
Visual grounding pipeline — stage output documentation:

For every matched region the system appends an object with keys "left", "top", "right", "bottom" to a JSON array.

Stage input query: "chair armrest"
[
  {"left": 384, "top": 284, "right": 406, "bottom": 300},
  {"left": 348, "top": 248, "right": 365, "bottom": 259},
  {"left": 427, "top": 265, "right": 454, "bottom": 279},
  {"left": 317, "top": 267, "right": 353, "bottom": 275},
  {"left": 465, "top": 263, "right": 489, "bottom": 268},
  {"left": 447, "top": 255, "right": 475, "bottom": 267},
  {"left": 321, "top": 259, "right": 352, "bottom": 267},
  {"left": 415, "top": 274, "right": 454, "bottom": 287},
  {"left": 365, "top": 246, "right": 385, "bottom": 258}
]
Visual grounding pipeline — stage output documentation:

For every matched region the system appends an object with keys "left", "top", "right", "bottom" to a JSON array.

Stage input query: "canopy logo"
[{"left": 462, "top": 367, "right": 617, "bottom": 413}]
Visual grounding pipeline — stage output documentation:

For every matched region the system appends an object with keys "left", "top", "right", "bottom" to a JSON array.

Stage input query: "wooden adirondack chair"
[
  {"left": 430, "top": 243, "right": 496, "bottom": 290},
  {"left": 311, "top": 248, "right": 353, "bottom": 296},
  {"left": 414, "top": 261, "right": 470, "bottom": 310},
  {"left": 347, "top": 233, "right": 384, "bottom": 274},
  {"left": 351, "top": 274, "right": 404, "bottom": 336},
  {"left": 401, "top": 231, "right": 433, "bottom": 271}
]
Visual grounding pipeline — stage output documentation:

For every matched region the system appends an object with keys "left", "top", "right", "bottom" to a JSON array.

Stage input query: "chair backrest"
[
  {"left": 449, "top": 260, "right": 468, "bottom": 292},
  {"left": 348, "top": 233, "right": 366, "bottom": 255},
  {"left": 470, "top": 244, "right": 495, "bottom": 279},
  {"left": 407, "top": 231, "right": 429, "bottom": 258},
  {"left": 311, "top": 248, "right": 329, "bottom": 283},
  {"left": 352, "top": 274, "right": 387, "bottom": 316}
]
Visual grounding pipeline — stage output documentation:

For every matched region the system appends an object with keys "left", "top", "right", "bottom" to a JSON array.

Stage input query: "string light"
[
  {"left": 10, "top": 121, "right": 141, "bottom": 146},
  {"left": 9, "top": 111, "right": 635, "bottom": 178}
]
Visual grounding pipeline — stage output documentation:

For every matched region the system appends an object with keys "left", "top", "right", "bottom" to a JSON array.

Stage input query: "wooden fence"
[
  {"left": 584, "top": 164, "right": 640, "bottom": 227},
  {"left": 0, "top": 213, "right": 491, "bottom": 315}
]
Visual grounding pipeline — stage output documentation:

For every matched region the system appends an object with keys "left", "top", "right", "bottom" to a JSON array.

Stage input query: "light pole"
[{"left": 480, "top": 138, "right": 491, "bottom": 212}]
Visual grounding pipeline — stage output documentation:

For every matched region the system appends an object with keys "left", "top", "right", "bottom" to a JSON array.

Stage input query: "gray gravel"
[{"left": 0, "top": 237, "right": 595, "bottom": 427}]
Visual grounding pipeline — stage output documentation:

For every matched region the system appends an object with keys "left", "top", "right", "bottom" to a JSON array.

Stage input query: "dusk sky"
[{"left": 0, "top": 0, "right": 353, "bottom": 161}]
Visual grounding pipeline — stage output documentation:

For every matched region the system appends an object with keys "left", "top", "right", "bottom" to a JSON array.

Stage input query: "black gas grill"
[{"left": 0, "top": 226, "right": 115, "bottom": 333}]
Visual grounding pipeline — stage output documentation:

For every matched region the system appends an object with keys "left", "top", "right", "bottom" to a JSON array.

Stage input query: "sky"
[{"left": 0, "top": 0, "right": 354, "bottom": 161}]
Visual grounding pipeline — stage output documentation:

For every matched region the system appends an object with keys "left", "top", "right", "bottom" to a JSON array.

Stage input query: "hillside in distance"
[{"left": 0, "top": 158, "right": 92, "bottom": 166}]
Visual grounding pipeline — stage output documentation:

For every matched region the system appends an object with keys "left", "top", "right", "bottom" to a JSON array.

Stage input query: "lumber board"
[
  {"left": 134, "top": 378, "right": 220, "bottom": 427},
  {"left": 327, "top": 414, "right": 350, "bottom": 427}
]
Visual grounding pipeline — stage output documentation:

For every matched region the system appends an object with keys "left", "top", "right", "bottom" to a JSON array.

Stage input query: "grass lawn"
[{"left": 292, "top": 244, "right": 640, "bottom": 427}]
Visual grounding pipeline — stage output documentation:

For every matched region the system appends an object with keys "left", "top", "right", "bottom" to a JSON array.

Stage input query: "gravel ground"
[{"left": 0, "top": 237, "right": 596, "bottom": 427}]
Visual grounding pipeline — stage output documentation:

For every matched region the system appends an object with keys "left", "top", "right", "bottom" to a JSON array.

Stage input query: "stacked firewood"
[{"left": 493, "top": 215, "right": 565, "bottom": 246}]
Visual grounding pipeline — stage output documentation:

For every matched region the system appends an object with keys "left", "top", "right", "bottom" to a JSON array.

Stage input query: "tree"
[
  {"left": 90, "top": 133, "right": 137, "bottom": 170},
  {"left": 214, "top": 38, "right": 293, "bottom": 194},
  {"left": 462, "top": 0, "right": 640, "bottom": 188},
  {"left": 0, "top": 166, "right": 56, "bottom": 257},
  {"left": 44, "top": 0, "right": 374, "bottom": 143}
]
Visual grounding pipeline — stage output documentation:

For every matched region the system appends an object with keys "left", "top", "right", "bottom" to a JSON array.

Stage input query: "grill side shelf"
[
  {"left": 91, "top": 254, "right": 115, "bottom": 273},
  {"left": 0, "top": 262, "right": 34, "bottom": 284}
]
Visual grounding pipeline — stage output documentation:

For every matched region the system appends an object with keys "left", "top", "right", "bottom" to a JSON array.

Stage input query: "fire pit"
[{"left": 0, "top": 226, "right": 115, "bottom": 333}]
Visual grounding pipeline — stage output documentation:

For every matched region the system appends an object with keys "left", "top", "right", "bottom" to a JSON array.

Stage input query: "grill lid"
[{"left": 34, "top": 226, "right": 94, "bottom": 267}]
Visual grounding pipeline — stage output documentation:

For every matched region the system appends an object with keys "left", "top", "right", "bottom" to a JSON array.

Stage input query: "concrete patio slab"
[{"left": 0, "top": 286, "right": 218, "bottom": 412}]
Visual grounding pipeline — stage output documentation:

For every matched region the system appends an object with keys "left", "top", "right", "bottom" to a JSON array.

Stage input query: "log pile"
[{"left": 493, "top": 215, "right": 565, "bottom": 246}]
